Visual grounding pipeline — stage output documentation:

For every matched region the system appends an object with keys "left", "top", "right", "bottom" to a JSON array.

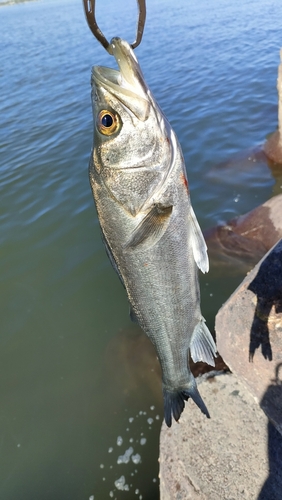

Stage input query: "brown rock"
[
  {"left": 264, "top": 130, "right": 282, "bottom": 164},
  {"left": 159, "top": 373, "right": 282, "bottom": 500},
  {"left": 204, "top": 194, "right": 282, "bottom": 272},
  {"left": 215, "top": 239, "right": 282, "bottom": 434}
]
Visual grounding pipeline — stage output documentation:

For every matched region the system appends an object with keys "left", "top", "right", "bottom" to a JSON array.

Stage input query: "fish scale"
[{"left": 88, "top": 37, "right": 217, "bottom": 427}]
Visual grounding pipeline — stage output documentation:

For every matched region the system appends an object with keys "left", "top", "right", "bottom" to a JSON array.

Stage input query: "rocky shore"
[
  {"left": 0, "top": 0, "right": 38, "bottom": 7},
  {"left": 159, "top": 214, "right": 282, "bottom": 498}
]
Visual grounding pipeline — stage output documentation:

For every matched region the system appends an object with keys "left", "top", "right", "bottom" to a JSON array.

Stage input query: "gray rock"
[
  {"left": 204, "top": 194, "right": 282, "bottom": 272},
  {"left": 159, "top": 373, "right": 282, "bottom": 500},
  {"left": 215, "top": 239, "right": 282, "bottom": 434}
]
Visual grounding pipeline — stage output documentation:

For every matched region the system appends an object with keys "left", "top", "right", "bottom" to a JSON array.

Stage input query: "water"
[{"left": 1, "top": 0, "right": 282, "bottom": 498}]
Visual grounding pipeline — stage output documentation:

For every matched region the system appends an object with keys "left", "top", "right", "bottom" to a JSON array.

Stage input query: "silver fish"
[{"left": 88, "top": 38, "right": 217, "bottom": 426}]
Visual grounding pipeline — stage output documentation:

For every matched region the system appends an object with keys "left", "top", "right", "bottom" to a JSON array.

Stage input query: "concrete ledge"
[
  {"left": 159, "top": 373, "right": 282, "bottom": 500},
  {"left": 204, "top": 194, "right": 282, "bottom": 272},
  {"left": 216, "top": 239, "right": 282, "bottom": 433}
]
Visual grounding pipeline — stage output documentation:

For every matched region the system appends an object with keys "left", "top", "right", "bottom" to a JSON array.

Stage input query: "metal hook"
[{"left": 83, "top": 0, "right": 146, "bottom": 54}]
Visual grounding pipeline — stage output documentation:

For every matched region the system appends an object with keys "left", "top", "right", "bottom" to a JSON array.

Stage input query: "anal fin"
[{"left": 190, "top": 318, "right": 217, "bottom": 366}]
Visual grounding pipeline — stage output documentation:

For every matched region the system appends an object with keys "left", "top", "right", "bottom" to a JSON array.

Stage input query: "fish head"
[{"left": 91, "top": 37, "right": 171, "bottom": 174}]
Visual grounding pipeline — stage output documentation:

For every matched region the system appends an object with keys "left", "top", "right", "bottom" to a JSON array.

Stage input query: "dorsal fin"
[{"left": 189, "top": 206, "right": 209, "bottom": 273}]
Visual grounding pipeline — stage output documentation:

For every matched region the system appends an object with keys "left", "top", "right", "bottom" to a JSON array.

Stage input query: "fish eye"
[{"left": 97, "top": 110, "right": 120, "bottom": 136}]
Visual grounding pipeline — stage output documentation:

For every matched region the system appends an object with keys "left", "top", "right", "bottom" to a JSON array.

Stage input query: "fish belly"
[
  {"left": 91, "top": 163, "right": 199, "bottom": 380},
  {"left": 89, "top": 160, "right": 212, "bottom": 426}
]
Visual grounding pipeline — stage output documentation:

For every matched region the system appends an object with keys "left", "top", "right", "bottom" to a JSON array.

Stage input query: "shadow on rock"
[
  {"left": 258, "top": 363, "right": 282, "bottom": 500},
  {"left": 247, "top": 240, "right": 282, "bottom": 361}
]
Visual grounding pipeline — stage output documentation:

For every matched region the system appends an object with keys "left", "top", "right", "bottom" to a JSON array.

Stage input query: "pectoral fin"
[
  {"left": 190, "top": 206, "right": 209, "bottom": 273},
  {"left": 190, "top": 318, "right": 217, "bottom": 366},
  {"left": 125, "top": 204, "right": 173, "bottom": 250}
]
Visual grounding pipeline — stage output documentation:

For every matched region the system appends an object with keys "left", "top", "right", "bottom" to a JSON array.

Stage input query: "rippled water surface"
[{"left": 1, "top": 0, "right": 282, "bottom": 498}]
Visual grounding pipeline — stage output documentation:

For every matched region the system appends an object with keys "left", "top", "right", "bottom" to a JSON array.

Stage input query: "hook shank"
[{"left": 83, "top": 0, "right": 146, "bottom": 53}]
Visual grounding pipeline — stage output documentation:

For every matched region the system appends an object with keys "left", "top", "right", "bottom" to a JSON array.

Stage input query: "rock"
[
  {"left": 264, "top": 130, "right": 282, "bottom": 164},
  {"left": 159, "top": 373, "right": 282, "bottom": 500},
  {"left": 215, "top": 239, "right": 282, "bottom": 434},
  {"left": 264, "top": 48, "right": 282, "bottom": 163},
  {"left": 204, "top": 194, "right": 282, "bottom": 272}
]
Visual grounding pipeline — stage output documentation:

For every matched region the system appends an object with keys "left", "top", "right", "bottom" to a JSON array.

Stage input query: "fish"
[{"left": 88, "top": 37, "right": 217, "bottom": 427}]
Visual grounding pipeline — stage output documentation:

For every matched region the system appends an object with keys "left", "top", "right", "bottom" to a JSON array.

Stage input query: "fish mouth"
[{"left": 92, "top": 37, "right": 150, "bottom": 121}]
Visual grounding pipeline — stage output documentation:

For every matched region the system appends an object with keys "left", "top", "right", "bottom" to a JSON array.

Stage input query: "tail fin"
[{"left": 163, "top": 382, "right": 210, "bottom": 427}]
